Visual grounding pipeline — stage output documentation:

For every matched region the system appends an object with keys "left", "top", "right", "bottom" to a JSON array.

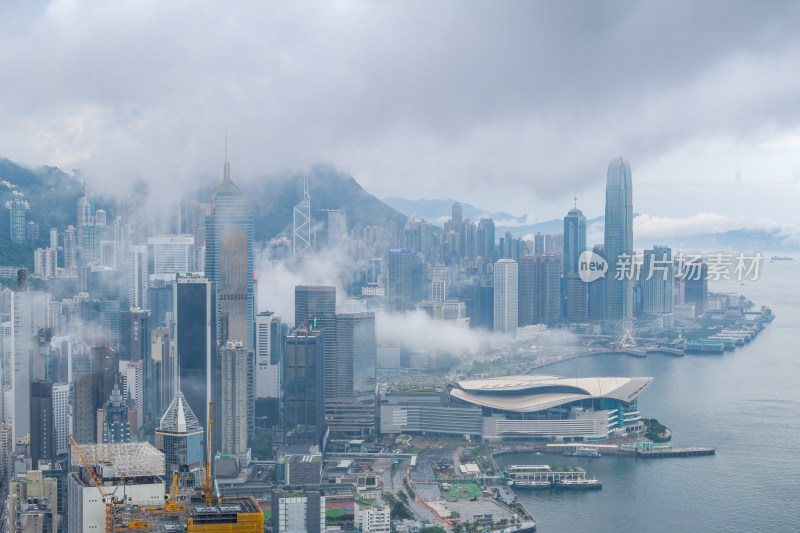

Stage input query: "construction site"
[{"left": 68, "top": 401, "right": 264, "bottom": 532}]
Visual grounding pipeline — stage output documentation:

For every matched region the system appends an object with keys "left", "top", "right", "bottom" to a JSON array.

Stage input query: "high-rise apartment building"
[
  {"left": 604, "top": 157, "right": 634, "bottom": 328},
  {"left": 518, "top": 255, "right": 561, "bottom": 326},
  {"left": 219, "top": 341, "right": 251, "bottom": 460},
  {"left": 493, "top": 259, "right": 518, "bottom": 335}
]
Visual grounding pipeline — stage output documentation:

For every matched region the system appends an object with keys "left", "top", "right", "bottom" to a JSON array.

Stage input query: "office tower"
[
  {"left": 49, "top": 228, "right": 58, "bottom": 250},
  {"left": 219, "top": 341, "right": 250, "bottom": 463},
  {"left": 174, "top": 275, "right": 218, "bottom": 451},
  {"left": 326, "top": 210, "right": 348, "bottom": 248},
  {"left": 11, "top": 290, "right": 48, "bottom": 443},
  {"left": 120, "top": 309, "right": 152, "bottom": 426},
  {"left": 493, "top": 259, "right": 518, "bottom": 335},
  {"left": 564, "top": 204, "right": 588, "bottom": 321},
  {"left": 147, "top": 279, "right": 173, "bottom": 329},
  {"left": 30, "top": 380, "right": 55, "bottom": 466},
  {"left": 587, "top": 244, "right": 606, "bottom": 321},
  {"left": 329, "top": 312, "right": 376, "bottom": 434},
  {"left": 294, "top": 286, "right": 336, "bottom": 413},
  {"left": 518, "top": 255, "right": 562, "bottom": 326},
  {"left": 683, "top": 262, "right": 708, "bottom": 315},
  {"left": 255, "top": 312, "right": 282, "bottom": 429},
  {"left": 387, "top": 249, "right": 414, "bottom": 312},
  {"left": 293, "top": 177, "right": 315, "bottom": 259},
  {"left": 431, "top": 264, "right": 448, "bottom": 302},
  {"left": 6, "top": 193, "right": 29, "bottom": 243},
  {"left": 119, "top": 359, "right": 144, "bottom": 436},
  {"left": 127, "top": 245, "right": 148, "bottom": 310},
  {"left": 148, "top": 235, "right": 195, "bottom": 282},
  {"left": 72, "top": 373, "right": 95, "bottom": 444},
  {"left": 564, "top": 204, "right": 587, "bottom": 277},
  {"left": 53, "top": 382, "right": 70, "bottom": 456},
  {"left": 102, "top": 379, "right": 131, "bottom": 443},
  {"left": 155, "top": 389, "right": 204, "bottom": 487},
  {"left": 151, "top": 327, "right": 173, "bottom": 416},
  {"left": 205, "top": 157, "right": 254, "bottom": 349},
  {"left": 642, "top": 246, "right": 674, "bottom": 326},
  {"left": 284, "top": 326, "right": 325, "bottom": 446},
  {"left": 604, "top": 157, "right": 634, "bottom": 328},
  {"left": 255, "top": 312, "right": 281, "bottom": 399}
]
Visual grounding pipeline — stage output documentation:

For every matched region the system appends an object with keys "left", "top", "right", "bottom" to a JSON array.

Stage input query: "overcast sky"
[{"left": 2, "top": 0, "right": 800, "bottom": 233}]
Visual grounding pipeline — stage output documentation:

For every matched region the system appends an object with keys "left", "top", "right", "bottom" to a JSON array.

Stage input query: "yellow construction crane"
[
  {"left": 204, "top": 400, "right": 216, "bottom": 507},
  {"left": 159, "top": 473, "right": 186, "bottom": 514},
  {"left": 68, "top": 435, "right": 126, "bottom": 533}
]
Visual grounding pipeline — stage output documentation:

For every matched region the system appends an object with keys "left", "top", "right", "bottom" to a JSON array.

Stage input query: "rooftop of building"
[
  {"left": 450, "top": 374, "right": 653, "bottom": 412},
  {"left": 158, "top": 389, "right": 202, "bottom": 434}
]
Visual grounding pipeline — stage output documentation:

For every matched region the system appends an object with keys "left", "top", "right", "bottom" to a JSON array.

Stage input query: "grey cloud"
[{"left": 1, "top": 1, "right": 799, "bottom": 213}]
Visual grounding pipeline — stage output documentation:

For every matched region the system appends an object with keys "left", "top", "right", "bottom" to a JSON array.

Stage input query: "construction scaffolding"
[{"left": 70, "top": 442, "right": 166, "bottom": 478}]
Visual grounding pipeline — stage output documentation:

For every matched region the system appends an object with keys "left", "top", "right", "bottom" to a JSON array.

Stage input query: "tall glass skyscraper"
[
  {"left": 330, "top": 312, "right": 376, "bottom": 435},
  {"left": 174, "top": 275, "right": 218, "bottom": 453},
  {"left": 564, "top": 204, "right": 588, "bottom": 321},
  {"left": 603, "top": 157, "right": 634, "bottom": 327},
  {"left": 205, "top": 159, "right": 254, "bottom": 349}
]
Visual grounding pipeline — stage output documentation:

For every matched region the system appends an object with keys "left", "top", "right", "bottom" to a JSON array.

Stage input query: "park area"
[{"left": 439, "top": 481, "right": 483, "bottom": 500}]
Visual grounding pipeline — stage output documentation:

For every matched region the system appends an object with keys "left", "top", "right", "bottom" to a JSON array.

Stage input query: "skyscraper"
[
  {"left": 642, "top": 246, "right": 674, "bottom": 326},
  {"left": 295, "top": 286, "right": 336, "bottom": 414},
  {"left": 219, "top": 341, "right": 250, "bottom": 460},
  {"left": 330, "top": 312, "right": 376, "bottom": 435},
  {"left": 493, "top": 259, "right": 518, "bottom": 335},
  {"left": 102, "top": 379, "right": 131, "bottom": 444},
  {"left": 284, "top": 326, "right": 325, "bottom": 446},
  {"left": 205, "top": 157, "right": 254, "bottom": 349},
  {"left": 564, "top": 204, "right": 588, "bottom": 321},
  {"left": 604, "top": 157, "right": 634, "bottom": 328},
  {"left": 155, "top": 389, "right": 204, "bottom": 488},
  {"left": 387, "top": 249, "right": 414, "bottom": 312},
  {"left": 477, "top": 217, "right": 496, "bottom": 261},
  {"left": 174, "top": 275, "right": 218, "bottom": 452},
  {"left": 127, "top": 245, "right": 148, "bottom": 309},
  {"left": 518, "top": 255, "right": 561, "bottom": 326},
  {"left": 255, "top": 312, "right": 281, "bottom": 400},
  {"left": 30, "top": 380, "right": 55, "bottom": 466},
  {"left": 564, "top": 204, "right": 587, "bottom": 277}
]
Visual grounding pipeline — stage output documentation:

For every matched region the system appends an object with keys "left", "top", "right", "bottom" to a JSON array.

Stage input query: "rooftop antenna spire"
[
  {"left": 223, "top": 127, "right": 230, "bottom": 182},
  {"left": 574, "top": 194, "right": 577, "bottom": 209}
]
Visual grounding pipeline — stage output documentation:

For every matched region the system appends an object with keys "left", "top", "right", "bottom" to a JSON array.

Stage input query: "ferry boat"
[
  {"left": 770, "top": 255, "right": 793, "bottom": 261},
  {"left": 510, "top": 480, "right": 553, "bottom": 489},
  {"left": 554, "top": 478, "right": 602, "bottom": 490}
]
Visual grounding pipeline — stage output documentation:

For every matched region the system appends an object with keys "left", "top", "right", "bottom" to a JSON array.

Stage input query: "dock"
[{"left": 636, "top": 446, "right": 715, "bottom": 458}]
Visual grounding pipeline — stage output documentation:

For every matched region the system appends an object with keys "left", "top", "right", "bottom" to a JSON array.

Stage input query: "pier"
[{"left": 636, "top": 446, "right": 715, "bottom": 458}]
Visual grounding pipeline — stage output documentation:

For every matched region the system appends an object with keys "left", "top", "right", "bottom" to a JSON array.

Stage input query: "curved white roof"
[{"left": 451, "top": 374, "right": 652, "bottom": 412}]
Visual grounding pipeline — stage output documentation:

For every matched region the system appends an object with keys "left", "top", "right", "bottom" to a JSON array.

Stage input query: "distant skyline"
[{"left": 1, "top": 1, "right": 799, "bottom": 232}]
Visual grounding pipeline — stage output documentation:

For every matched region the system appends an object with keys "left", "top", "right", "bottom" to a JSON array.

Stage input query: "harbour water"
[{"left": 494, "top": 259, "right": 800, "bottom": 532}]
